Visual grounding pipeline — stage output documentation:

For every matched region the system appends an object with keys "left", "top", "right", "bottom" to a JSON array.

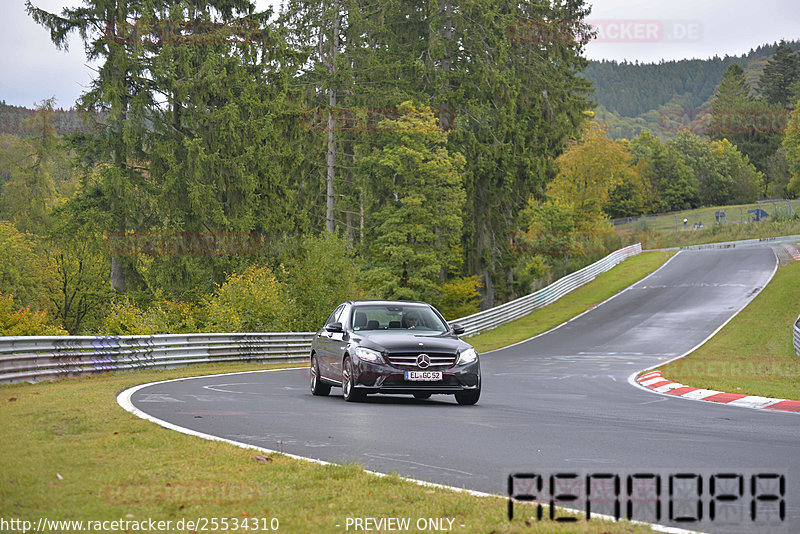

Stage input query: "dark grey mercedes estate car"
[{"left": 309, "top": 300, "right": 481, "bottom": 404}]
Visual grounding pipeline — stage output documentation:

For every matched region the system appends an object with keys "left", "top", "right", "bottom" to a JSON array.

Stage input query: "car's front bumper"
[{"left": 351, "top": 357, "right": 480, "bottom": 394}]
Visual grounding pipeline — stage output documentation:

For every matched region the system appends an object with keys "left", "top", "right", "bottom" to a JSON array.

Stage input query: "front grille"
[{"left": 384, "top": 352, "right": 457, "bottom": 369}]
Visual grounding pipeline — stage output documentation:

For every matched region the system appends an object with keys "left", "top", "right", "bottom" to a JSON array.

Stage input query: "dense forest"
[
  {"left": 0, "top": 102, "right": 102, "bottom": 136},
  {"left": 1, "top": 1, "right": 799, "bottom": 337},
  {"left": 6, "top": 41, "right": 799, "bottom": 140},
  {"left": 584, "top": 41, "right": 800, "bottom": 139}
]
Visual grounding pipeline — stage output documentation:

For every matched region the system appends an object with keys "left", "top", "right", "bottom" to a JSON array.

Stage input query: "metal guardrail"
[
  {"left": 0, "top": 244, "right": 642, "bottom": 384},
  {"left": 0, "top": 333, "right": 314, "bottom": 384},
  {"left": 455, "top": 243, "right": 642, "bottom": 337},
  {"left": 794, "top": 315, "right": 800, "bottom": 358},
  {"left": 660, "top": 234, "right": 800, "bottom": 252}
]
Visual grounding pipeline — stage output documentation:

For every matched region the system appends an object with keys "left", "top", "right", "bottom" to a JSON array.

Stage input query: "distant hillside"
[
  {"left": 583, "top": 41, "right": 800, "bottom": 139},
  {"left": 0, "top": 102, "right": 101, "bottom": 136}
]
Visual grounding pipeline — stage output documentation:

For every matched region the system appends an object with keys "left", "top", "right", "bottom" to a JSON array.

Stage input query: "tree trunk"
[
  {"left": 110, "top": 256, "right": 126, "bottom": 293},
  {"left": 482, "top": 269, "right": 494, "bottom": 310},
  {"left": 438, "top": 0, "right": 453, "bottom": 130},
  {"left": 325, "top": 7, "right": 340, "bottom": 234},
  {"left": 326, "top": 97, "right": 336, "bottom": 233}
]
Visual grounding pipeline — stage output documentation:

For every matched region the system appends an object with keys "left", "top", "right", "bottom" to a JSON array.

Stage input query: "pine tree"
[
  {"left": 358, "top": 102, "right": 466, "bottom": 303},
  {"left": 758, "top": 41, "right": 800, "bottom": 108},
  {"left": 710, "top": 62, "right": 785, "bottom": 179},
  {"left": 784, "top": 102, "right": 800, "bottom": 195},
  {"left": 0, "top": 99, "right": 59, "bottom": 233},
  {"left": 710, "top": 64, "right": 751, "bottom": 115},
  {"left": 435, "top": 0, "right": 594, "bottom": 305},
  {"left": 26, "top": 0, "right": 153, "bottom": 291},
  {"left": 141, "top": 3, "right": 299, "bottom": 295}
]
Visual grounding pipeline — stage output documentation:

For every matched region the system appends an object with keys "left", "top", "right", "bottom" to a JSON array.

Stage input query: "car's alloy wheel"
[
  {"left": 342, "top": 357, "right": 365, "bottom": 402},
  {"left": 310, "top": 355, "right": 330, "bottom": 396}
]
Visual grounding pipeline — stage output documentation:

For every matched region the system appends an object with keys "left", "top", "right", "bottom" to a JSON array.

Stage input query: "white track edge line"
[
  {"left": 117, "top": 367, "right": 696, "bottom": 534},
  {"left": 626, "top": 248, "right": 797, "bottom": 415}
]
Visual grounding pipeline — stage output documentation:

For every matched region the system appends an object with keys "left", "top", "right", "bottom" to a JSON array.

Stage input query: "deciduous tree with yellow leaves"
[{"left": 547, "top": 121, "right": 639, "bottom": 230}]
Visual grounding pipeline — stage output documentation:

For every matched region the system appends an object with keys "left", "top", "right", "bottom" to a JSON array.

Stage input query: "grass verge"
[
  {"left": 658, "top": 260, "right": 800, "bottom": 400},
  {"left": 633, "top": 217, "right": 800, "bottom": 250},
  {"left": 0, "top": 362, "right": 654, "bottom": 533},
  {"left": 614, "top": 199, "right": 800, "bottom": 235},
  {"left": 467, "top": 251, "right": 675, "bottom": 353}
]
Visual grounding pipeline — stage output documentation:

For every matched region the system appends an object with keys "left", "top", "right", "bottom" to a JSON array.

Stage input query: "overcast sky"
[{"left": 2, "top": 0, "right": 798, "bottom": 108}]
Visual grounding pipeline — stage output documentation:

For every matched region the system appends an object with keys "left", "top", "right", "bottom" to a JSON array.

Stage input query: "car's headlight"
[
  {"left": 355, "top": 347, "right": 383, "bottom": 362},
  {"left": 458, "top": 348, "right": 478, "bottom": 364}
]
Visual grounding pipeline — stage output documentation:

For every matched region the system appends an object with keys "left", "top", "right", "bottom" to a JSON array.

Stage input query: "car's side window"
[
  {"left": 325, "top": 304, "right": 345, "bottom": 326},
  {"left": 336, "top": 304, "right": 349, "bottom": 327}
]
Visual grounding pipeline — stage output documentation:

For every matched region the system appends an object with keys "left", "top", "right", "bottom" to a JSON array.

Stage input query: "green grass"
[
  {"left": 659, "top": 261, "right": 800, "bottom": 400},
  {"left": 613, "top": 199, "right": 800, "bottom": 234},
  {"left": 467, "top": 251, "right": 675, "bottom": 353},
  {"left": 633, "top": 216, "right": 800, "bottom": 251},
  {"left": 0, "top": 362, "right": 654, "bottom": 533}
]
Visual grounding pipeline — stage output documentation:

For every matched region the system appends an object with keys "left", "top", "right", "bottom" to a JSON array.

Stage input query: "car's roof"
[{"left": 349, "top": 300, "right": 429, "bottom": 307}]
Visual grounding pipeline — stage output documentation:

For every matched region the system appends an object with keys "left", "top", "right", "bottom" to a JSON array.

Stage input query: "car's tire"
[
  {"left": 310, "top": 355, "right": 331, "bottom": 396},
  {"left": 342, "top": 357, "right": 365, "bottom": 402},
  {"left": 455, "top": 388, "right": 480, "bottom": 405},
  {"left": 413, "top": 392, "right": 432, "bottom": 399}
]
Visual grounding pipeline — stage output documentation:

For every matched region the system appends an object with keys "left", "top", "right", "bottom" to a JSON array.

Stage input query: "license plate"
[{"left": 405, "top": 371, "right": 442, "bottom": 381}]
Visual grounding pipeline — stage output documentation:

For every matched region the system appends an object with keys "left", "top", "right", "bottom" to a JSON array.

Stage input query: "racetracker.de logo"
[
  {"left": 299, "top": 106, "right": 456, "bottom": 133},
  {"left": 659, "top": 108, "right": 790, "bottom": 134},
  {"left": 508, "top": 19, "right": 703, "bottom": 44}
]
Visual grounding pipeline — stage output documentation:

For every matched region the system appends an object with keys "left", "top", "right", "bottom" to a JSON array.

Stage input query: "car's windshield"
[{"left": 351, "top": 304, "right": 449, "bottom": 333}]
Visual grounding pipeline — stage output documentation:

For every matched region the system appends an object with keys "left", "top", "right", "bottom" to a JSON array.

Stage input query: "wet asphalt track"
[{"left": 128, "top": 247, "right": 799, "bottom": 533}]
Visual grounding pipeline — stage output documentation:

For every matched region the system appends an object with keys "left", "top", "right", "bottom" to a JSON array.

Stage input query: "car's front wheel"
[
  {"left": 342, "top": 356, "right": 365, "bottom": 402},
  {"left": 310, "top": 355, "right": 330, "bottom": 396},
  {"left": 455, "top": 387, "right": 480, "bottom": 405}
]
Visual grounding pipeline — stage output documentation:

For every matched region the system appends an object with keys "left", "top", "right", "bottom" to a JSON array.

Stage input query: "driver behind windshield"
[{"left": 402, "top": 311, "right": 420, "bottom": 329}]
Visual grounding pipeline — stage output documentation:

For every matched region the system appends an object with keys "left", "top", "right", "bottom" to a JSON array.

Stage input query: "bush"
[
  {"left": 102, "top": 297, "right": 203, "bottom": 335},
  {"left": 437, "top": 276, "right": 482, "bottom": 320},
  {"left": 44, "top": 233, "right": 112, "bottom": 334},
  {"left": 280, "top": 233, "right": 365, "bottom": 331},
  {"left": 205, "top": 265, "right": 296, "bottom": 332},
  {"left": 0, "top": 293, "right": 67, "bottom": 336},
  {"left": 0, "top": 221, "right": 53, "bottom": 311}
]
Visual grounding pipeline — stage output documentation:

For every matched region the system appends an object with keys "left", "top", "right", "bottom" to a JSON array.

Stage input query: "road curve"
[{"left": 127, "top": 248, "right": 799, "bottom": 533}]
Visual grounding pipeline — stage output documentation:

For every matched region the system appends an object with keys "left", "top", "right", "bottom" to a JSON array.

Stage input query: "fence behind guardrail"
[{"left": 0, "top": 244, "right": 642, "bottom": 384}]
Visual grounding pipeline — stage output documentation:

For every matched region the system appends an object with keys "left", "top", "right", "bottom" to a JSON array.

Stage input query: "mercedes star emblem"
[{"left": 416, "top": 353, "right": 430, "bottom": 369}]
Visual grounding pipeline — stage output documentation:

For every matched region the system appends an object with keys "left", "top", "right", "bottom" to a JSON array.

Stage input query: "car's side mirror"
[
  {"left": 451, "top": 323, "right": 465, "bottom": 335},
  {"left": 325, "top": 322, "right": 344, "bottom": 333}
]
